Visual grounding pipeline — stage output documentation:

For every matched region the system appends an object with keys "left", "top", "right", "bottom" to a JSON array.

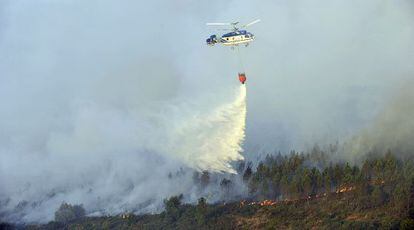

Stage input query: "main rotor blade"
[
  {"left": 241, "top": 19, "right": 261, "bottom": 28},
  {"left": 206, "top": 23, "right": 231, "bottom": 26}
]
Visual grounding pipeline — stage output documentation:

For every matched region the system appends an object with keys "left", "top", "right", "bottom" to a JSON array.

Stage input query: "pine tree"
[
  {"left": 243, "top": 165, "right": 253, "bottom": 182},
  {"left": 164, "top": 194, "right": 183, "bottom": 221},
  {"left": 371, "top": 186, "right": 387, "bottom": 206},
  {"left": 408, "top": 178, "right": 414, "bottom": 219},
  {"left": 195, "top": 197, "right": 208, "bottom": 225},
  {"left": 200, "top": 171, "right": 210, "bottom": 189}
]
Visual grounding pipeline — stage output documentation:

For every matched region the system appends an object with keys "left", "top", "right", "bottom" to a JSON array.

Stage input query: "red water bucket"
[{"left": 238, "top": 73, "right": 246, "bottom": 84}]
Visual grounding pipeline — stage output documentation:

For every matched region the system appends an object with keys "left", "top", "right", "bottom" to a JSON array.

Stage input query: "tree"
[
  {"left": 371, "top": 186, "right": 387, "bottom": 206},
  {"left": 220, "top": 178, "right": 232, "bottom": 192},
  {"left": 408, "top": 178, "right": 414, "bottom": 219},
  {"left": 0, "top": 223, "right": 15, "bottom": 230},
  {"left": 220, "top": 178, "right": 233, "bottom": 199},
  {"left": 237, "top": 161, "right": 246, "bottom": 175},
  {"left": 290, "top": 175, "right": 302, "bottom": 197},
  {"left": 400, "top": 219, "right": 414, "bottom": 230},
  {"left": 164, "top": 194, "right": 183, "bottom": 221},
  {"left": 333, "top": 164, "right": 343, "bottom": 189},
  {"left": 243, "top": 165, "right": 253, "bottom": 182},
  {"left": 374, "top": 159, "right": 386, "bottom": 180},
  {"left": 355, "top": 177, "right": 373, "bottom": 209},
  {"left": 302, "top": 168, "right": 313, "bottom": 196},
  {"left": 322, "top": 168, "right": 332, "bottom": 193},
  {"left": 361, "top": 159, "right": 373, "bottom": 180},
  {"left": 54, "top": 202, "right": 85, "bottom": 223},
  {"left": 260, "top": 179, "right": 271, "bottom": 199},
  {"left": 256, "top": 163, "right": 269, "bottom": 180},
  {"left": 343, "top": 163, "right": 353, "bottom": 184},
  {"left": 200, "top": 171, "right": 210, "bottom": 189},
  {"left": 195, "top": 197, "right": 208, "bottom": 225},
  {"left": 391, "top": 175, "right": 409, "bottom": 216},
  {"left": 280, "top": 175, "right": 290, "bottom": 199},
  {"left": 384, "top": 150, "right": 398, "bottom": 173},
  {"left": 271, "top": 174, "right": 281, "bottom": 199}
]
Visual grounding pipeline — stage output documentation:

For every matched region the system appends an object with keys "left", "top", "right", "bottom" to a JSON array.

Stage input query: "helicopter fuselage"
[{"left": 206, "top": 30, "right": 254, "bottom": 46}]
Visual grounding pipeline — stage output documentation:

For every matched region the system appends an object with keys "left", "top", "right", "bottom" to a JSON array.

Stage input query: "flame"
[{"left": 239, "top": 181, "right": 384, "bottom": 208}]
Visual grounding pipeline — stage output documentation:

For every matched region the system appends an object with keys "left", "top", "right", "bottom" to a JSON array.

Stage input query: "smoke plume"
[
  {"left": 345, "top": 80, "right": 414, "bottom": 159},
  {"left": 0, "top": 85, "right": 247, "bottom": 223}
]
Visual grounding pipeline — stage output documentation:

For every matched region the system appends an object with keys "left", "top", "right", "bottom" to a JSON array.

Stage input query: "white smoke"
[
  {"left": 343, "top": 80, "right": 414, "bottom": 159},
  {"left": 45, "top": 85, "right": 247, "bottom": 173},
  {"left": 0, "top": 0, "right": 251, "bottom": 223},
  {"left": 0, "top": 84, "right": 247, "bottom": 223}
]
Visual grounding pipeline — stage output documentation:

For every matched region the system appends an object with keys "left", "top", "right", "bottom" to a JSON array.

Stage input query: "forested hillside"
[{"left": 6, "top": 150, "right": 414, "bottom": 229}]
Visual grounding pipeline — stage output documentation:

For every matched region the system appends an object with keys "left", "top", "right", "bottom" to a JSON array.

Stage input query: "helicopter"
[{"left": 206, "top": 19, "right": 260, "bottom": 47}]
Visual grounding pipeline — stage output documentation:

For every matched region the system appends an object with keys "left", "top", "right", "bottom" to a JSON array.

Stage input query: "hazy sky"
[
  {"left": 1, "top": 0, "right": 414, "bottom": 153},
  {"left": 1, "top": 0, "right": 414, "bottom": 223}
]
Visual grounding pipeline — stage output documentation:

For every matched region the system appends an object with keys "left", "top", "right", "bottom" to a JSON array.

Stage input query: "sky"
[{"left": 1, "top": 0, "right": 414, "bottom": 223}]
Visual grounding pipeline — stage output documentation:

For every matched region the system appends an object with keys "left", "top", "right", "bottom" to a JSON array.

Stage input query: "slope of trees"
[
  {"left": 16, "top": 150, "right": 414, "bottom": 229},
  {"left": 244, "top": 150, "right": 406, "bottom": 204}
]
